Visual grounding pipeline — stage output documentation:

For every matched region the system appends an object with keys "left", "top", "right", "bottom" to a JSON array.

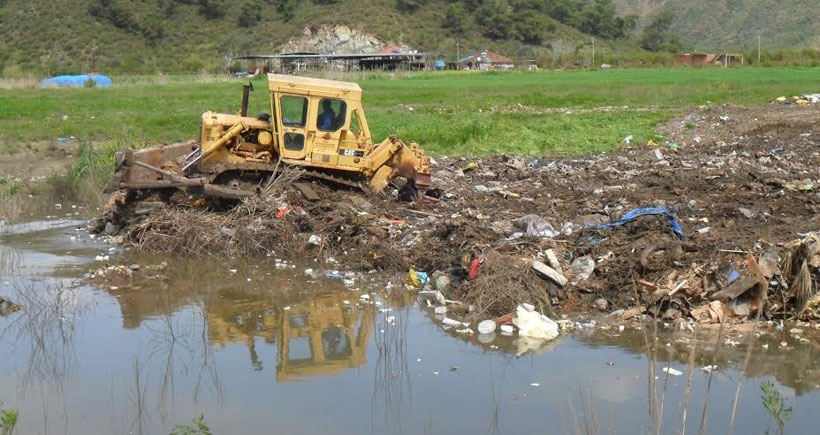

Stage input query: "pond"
[{"left": 1, "top": 212, "right": 819, "bottom": 434}]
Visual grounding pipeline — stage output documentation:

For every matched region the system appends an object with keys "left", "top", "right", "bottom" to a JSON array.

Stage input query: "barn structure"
[
  {"left": 232, "top": 49, "right": 428, "bottom": 75},
  {"left": 674, "top": 53, "right": 744, "bottom": 67}
]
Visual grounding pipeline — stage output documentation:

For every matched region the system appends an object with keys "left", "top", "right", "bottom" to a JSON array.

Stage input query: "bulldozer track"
[{"left": 301, "top": 168, "right": 367, "bottom": 191}]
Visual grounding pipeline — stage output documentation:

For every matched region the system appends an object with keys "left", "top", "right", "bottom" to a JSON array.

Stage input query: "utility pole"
[
  {"left": 758, "top": 31, "right": 762, "bottom": 65},
  {"left": 591, "top": 37, "right": 595, "bottom": 68},
  {"left": 456, "top": 42, "right": 460, "bottom": 62}
]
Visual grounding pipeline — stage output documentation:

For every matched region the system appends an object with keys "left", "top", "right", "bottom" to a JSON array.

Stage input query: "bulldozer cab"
[{"left": 269, "top": 74, "right": 372, "bottom": 164}]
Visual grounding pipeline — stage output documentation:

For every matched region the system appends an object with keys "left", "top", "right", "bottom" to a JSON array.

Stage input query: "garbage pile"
[
  {"left": 774, "top": 94, "right": 820, "bottom": 105},
  {"left": 94, "top": 104, "right": 820, "bottom": 333}
]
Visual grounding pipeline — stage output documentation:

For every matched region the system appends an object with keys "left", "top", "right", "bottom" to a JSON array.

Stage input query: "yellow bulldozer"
[{"left": 112, "top": 74, "right": 432, "bottom": 200}]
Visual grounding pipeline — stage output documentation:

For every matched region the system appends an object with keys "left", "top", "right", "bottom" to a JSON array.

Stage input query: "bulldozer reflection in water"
[
  {"left": 208, "top": 292, "right": 374, "bottom": 382},
  {"left": 108, "top": 272, "right": 375, "bottom": 382}
]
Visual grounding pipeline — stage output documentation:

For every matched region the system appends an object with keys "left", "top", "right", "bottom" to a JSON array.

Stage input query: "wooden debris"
[
  {"left": 637, "top": 279, "right": 657, "bottom": 289},
  {"left": 531, "top": 259, "right": 567, "bottom": 287},
  {"left": 691, "top": 300, "right": 733, "bottom": 324},
  {"left": 619, "top": 306, "right": 646, "bottom": 320},
  {"left": 293, "top": 182, "right": 321, "bottom": 201},
  {"left": 545, "top": 249, "right": 563, "bottom": 274},
  {"left": 711, "top": 275, "right": 759, "bottom": 301}
]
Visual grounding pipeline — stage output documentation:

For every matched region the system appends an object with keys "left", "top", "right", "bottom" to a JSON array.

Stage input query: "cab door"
[
  {"left": 310, "top": 98, "right": 347, "bottom": 165},
  {"left": 277, "top": 94, "right": 309, "bottom": 160}
]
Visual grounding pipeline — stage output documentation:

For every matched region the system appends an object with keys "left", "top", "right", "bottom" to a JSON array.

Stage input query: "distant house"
[
  {"left": 376, "top": 45, "right": 411, "bottom": 55},
  {"left": 674, "top": 53, "right": 744, "bottom": 67},
  {"left": 458, "top": 51, "right": 514, "bottom": 70}
]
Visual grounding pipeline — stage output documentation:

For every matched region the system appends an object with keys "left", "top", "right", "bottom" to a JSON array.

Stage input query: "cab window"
[
  {"left": 281, "top": 96, "right": 307, "bottom": 127},
  {"left": 284, "top": 132, "right": 304, "bottom": 151},
  {"left": 317, "top": 99, "right": 346, "bottom": 132}
]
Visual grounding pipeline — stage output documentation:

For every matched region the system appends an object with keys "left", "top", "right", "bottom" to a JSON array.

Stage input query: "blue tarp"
[
  {"left": 41, "top": 74, "right": 113, "bottom": 88},
  {"left": 588, "top": 205, "right": 686, "bottom": 241},
  {"left": 435, "top": 60, "right": 445, "bottom": 69}
]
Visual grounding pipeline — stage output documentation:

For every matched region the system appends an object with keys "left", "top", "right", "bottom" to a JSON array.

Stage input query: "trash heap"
[
  {"left": 773, "top": 94, "right": 820, "bottom": 105},
  {"left": 94, "top": 104, "right": 820, "bottom": 336}
]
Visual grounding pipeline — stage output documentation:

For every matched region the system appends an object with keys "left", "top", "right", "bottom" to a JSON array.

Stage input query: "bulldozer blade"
[
  {"left": 203, "top": 183, "right": 257, "bottom": 199},
  {"left": 119, "top": 178, "right": 207, "bottom": 190}
]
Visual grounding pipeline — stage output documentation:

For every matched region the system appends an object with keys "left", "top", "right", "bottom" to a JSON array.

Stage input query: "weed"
[
  {"left": 760, "top": 381, "right": 792, "bottom": 435},
  {"left": 0, "top": 177, "right": 24, "bottom": 222},
  {"left": 170, "top": 415, "right": 211, "bottom": 435},
  {"left": 0, "top": 401, "right": 18, "bottom": 435},
  {"left": 47, "top": 139, "right": 122, "bottom": 204},
  {"left": 0, "top": 176, "right": 22, "bottom": 196}
]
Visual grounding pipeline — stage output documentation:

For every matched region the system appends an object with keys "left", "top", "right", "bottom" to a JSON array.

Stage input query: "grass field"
[{"left": 1, "top": 67, "right": 818, "bottom": 158}]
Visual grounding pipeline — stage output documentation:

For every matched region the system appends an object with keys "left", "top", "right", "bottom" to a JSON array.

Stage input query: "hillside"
[
  {"left": 0, "top": 0, "right": 817, "bottom": 76},
  {"left": 0, "top": 0, "right": 637, "bottom": 76},
  {"left": 614, "top": 0, "right": 820, "bottom": 51}
]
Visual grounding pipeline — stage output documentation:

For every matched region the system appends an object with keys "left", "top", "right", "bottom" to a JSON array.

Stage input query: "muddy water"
[{"left": 2, "top": 216, "right": 820, "bottom": 434}]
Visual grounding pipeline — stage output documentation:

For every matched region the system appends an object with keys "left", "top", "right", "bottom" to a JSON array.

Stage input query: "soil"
[
  {"left": 0, "top": 139, "right": 80, "bottom": 180},
  {"left": 93, "top": 103, "right": 820, "bottom": 323}
]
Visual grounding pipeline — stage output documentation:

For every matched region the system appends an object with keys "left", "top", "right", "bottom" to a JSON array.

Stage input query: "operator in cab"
[{"left": 318, "top": 100, "right": 335, "bottom": 131}]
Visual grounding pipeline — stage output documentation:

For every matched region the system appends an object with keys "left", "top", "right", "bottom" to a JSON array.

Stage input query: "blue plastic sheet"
[
  {"left": 415, "top": 271, "right": 430, "bottom": 285},
  {"left": 589, "top": 205, "right": 686, "bottom": 241},
  {"left": 41, "top": 74, "right": 113, "bottom": 88}
]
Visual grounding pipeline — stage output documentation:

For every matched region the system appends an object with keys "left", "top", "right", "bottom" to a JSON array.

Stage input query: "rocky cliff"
[{"left": 280, "top": 25, "right": 386, "bottom": 54}]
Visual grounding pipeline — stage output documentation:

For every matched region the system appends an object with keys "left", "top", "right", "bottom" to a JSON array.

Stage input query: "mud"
[{"left": 95, "top": 104, "right": 820, "bottom": 322}]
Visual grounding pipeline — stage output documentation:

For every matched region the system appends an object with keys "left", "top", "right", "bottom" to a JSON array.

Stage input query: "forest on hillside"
[{"left": 1, "top": 0, "right": 683, "bottom": 75}]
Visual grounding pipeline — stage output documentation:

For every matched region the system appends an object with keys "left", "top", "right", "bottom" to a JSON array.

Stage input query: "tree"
[
  {"left": 475, "top": 0, "right": 513, "bottom": 40},
  {"left": 396, "top": 0, "right": 429, "bottom": 12},
  {"left": 198, "top": 0, "right": 226, "bottom": 19},
  {"left": 238, "top": 1, "right": 261, "bottom": 26},
  {"left": 513, "top": 11, "right": 551, "bottom": 45},
  {"left": 443, "top": 3, "right": 468, "bottom": 36},
  {"left": 461, "top": 0, "right": 485, "bottom": 13},
  {"left": 571, "top": 0, "right": 629, "bottom": 39},
  {"left": 274, "top": 0, "right": 299, "bottom": 20},
  {"left": 640, "top": 10, "right": 680, "bottom": 52},
  {"left": 541, "top": 0, "right": 580, "bottom": 22}
]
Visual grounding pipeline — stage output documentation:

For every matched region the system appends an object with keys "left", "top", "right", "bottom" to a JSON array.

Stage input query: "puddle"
[{"left": 2, "top": 217, "right": 820, "bottom": 434}]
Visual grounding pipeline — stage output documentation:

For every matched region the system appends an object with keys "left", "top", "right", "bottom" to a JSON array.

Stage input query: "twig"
[
  {"left": 404, "top": 209, "right": 443, "bottom": 218},
  {"left": 719, "top": 249, "right": 748, "bottom": 254}
]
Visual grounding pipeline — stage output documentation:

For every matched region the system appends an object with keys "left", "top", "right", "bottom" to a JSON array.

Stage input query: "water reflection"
[
  {"left": 2, "top": 279, "right": 88, "bottom": 391},
  {"left": 48, "top": 242, "right": 817, "bottom": 435},
  {"left": 10, "top": 216, "right": 820, "bottom": 433},
  {"left": 101, "top": 257, "right": 820, "bottom": 400},
  {"left": 0, "top": 244, "right": 22, "bottom": 276},
  {"left": 577, "top": 324, "right": 820, "bottom": 395},
  {"left": 104, "top": 259, "right": 376, "bottom": 382},
  {"left": 0, "top": 277, "right": 89, "bottom": 435},
  {"left": 276, "top": 294, "right": 373, "bottom": 382},
  {"left": 0, "top": 218, "right": 86, "bottom": 236}
]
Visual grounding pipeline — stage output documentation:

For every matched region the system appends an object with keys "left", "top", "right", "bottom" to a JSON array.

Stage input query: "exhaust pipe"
[{"left": 240, "top": 84, "right": 251, "bottom": 117}]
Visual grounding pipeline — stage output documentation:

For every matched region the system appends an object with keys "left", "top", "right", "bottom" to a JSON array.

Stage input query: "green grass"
[
  {"left": 0, "top": 400, "right": 17, "bottom": 435},
  {"left": 1, "top": 67, "right": 818, "bottom": 158}
]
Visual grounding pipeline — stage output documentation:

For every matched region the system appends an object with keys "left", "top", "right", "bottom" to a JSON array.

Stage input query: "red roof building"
[{"left": 458, "top": 51, "right": 514, "bottom": 70}]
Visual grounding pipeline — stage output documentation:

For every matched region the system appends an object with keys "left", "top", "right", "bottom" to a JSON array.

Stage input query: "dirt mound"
[{"left": 93, "top": 104, "right": 820, "bottom": 322}]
